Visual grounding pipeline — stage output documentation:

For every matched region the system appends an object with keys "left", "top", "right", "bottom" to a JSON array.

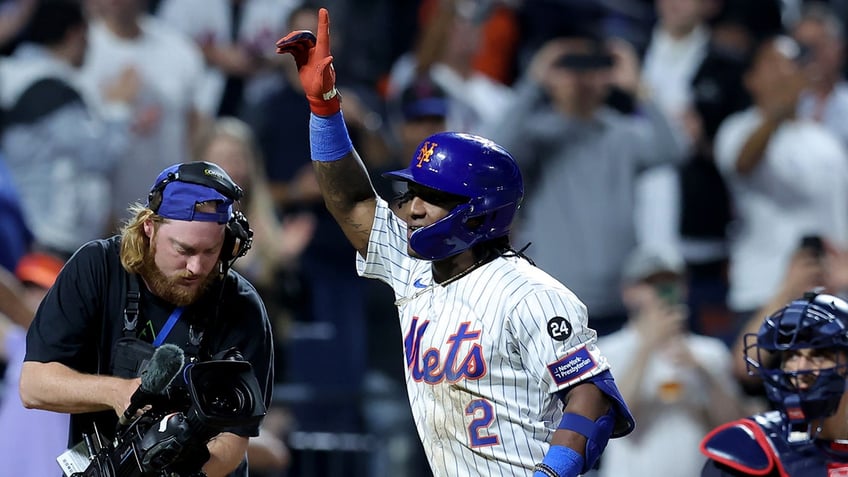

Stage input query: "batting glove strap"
[
  {"left": 322, "top": 86, "right": 339, "bottom": 101},
  {"left": 533, "top": 445, "right": 584, "bottom": 477}
]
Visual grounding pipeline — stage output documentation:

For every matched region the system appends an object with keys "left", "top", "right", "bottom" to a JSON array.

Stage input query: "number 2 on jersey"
[{"left": 466, "top": 399, "right": 499, "bottom": 447}]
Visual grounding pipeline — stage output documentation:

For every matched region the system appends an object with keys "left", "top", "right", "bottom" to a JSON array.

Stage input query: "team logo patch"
[
  {"left": 547, "top": 346, "right": 597, "bottom": 386},
  {"left": 546, "top": 316, "right": 572, "bottom": 341}
]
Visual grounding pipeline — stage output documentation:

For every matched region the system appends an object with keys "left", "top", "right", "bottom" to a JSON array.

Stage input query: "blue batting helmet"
[
  {"left": 383, "top": 132, "right": 524, "bottom": 260},
  {"left": 745, "top": 292, "right": 848, "bottom": 434}
]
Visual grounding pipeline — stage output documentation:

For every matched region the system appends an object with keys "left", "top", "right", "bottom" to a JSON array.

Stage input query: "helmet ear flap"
[
  {"left": 409, "top": 203, "right": 476, "bottom": 260},
  {"left": 466, "top": 195, "right": 520, "bottom": 240},
  {"left": 408, "top": 196, "right": 520, "bottom": 260}
]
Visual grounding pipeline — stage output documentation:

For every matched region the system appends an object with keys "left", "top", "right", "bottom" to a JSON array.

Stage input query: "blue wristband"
[
  {"left": 309, "top": 111, "right": 353, "bottom": 162},
  {"left": 533, "top": 445, "right": 584, "bottom": 477}
]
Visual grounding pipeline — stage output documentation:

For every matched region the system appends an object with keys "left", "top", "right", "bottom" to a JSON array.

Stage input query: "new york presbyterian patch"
[{"left": 547, "top": 345, "right": 597, "bottom": 386}]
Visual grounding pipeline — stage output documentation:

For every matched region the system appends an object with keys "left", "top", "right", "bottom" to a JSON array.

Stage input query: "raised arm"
[
  {"left": 275, "top": 8, "right": 377, "bottom": 257},
  {"left": 312, "top": 153, "right": 378, "bottom": 257},
  {"left": 0, "top": 266, "right": 34, "bottom": 328},
  {"left": 732, "top": 116, "right": 783, "bottom": 175}
]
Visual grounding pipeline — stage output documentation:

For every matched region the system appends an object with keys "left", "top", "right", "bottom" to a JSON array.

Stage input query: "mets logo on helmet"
[{"left": 416, "top": 141, "right": 438, "bottom": 168}]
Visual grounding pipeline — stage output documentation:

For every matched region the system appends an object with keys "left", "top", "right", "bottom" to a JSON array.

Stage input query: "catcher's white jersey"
[{"left": 356, "top": 199, "right": 612, "bottom": 477}]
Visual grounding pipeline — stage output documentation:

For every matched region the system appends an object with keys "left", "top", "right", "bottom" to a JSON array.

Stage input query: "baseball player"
[
  {"left": 701, "top": 292, "right": 848, "bottom": 476},
  {"left": 275, "top": 8, "right": 635, "bottom": 477}
]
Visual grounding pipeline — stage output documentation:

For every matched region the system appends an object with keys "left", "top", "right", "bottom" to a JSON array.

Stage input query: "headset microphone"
[{"left": 118, "top": 344, "right": 185, "bottom": 428}]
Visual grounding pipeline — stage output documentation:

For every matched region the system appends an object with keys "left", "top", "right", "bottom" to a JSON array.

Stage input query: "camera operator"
[{"left": 19, "top": 161, "right": 274, "bottom": 477}]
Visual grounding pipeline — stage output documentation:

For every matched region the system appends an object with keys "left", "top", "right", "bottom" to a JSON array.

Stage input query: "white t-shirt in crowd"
[
  {"left": 797, "top": 82, "right": 848, "bottom": 149},
  {"left": 156, "top": 0, "right": 299, "bottom": 114},
  {"left": 636, "top": 25, "right": 710, "bottom": 261},
  {"left": 80, "top": 16, "right": 206, "bottom": 219},
  {"left": 598, "top": 327, "right": 739, "bottom": 477},
  {"left": 715, "top": 108, "right": 848, "bottom": 311}
]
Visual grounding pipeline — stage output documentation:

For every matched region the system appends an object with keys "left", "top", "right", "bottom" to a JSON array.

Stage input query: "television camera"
[{"left": 70, "top": 346, "right": 266, "bottom": 477}]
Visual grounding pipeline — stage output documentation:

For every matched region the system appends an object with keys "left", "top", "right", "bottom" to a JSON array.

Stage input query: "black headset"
[{"left": 147, "top": 161, "right": 253, "bottom": 270}]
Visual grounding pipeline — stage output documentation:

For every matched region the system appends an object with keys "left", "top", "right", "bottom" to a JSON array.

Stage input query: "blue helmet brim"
[{"left": 382, "top": 168, "right": 415, "bottom": 182}]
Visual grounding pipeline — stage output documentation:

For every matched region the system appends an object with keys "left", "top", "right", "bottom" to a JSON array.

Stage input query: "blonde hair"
[
  {"left": 193, "top": 116, "right": 291, "bottom": 286},
  {"left": 119, "top": 203, "right": 161, "bottom": 273},
  {"left": 194, "top": 116, "right": 278, "bottom": 227},
  {"left": 193, "top": 117, "right": 263, "bottom": 197}
]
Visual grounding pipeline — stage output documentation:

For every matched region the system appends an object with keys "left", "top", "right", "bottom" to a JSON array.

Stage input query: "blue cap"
[
  {"left": 150, "top": 163, "right": 235, "bottom": 224},
  {"left": 401, "top": 75, "right": 448, "bottom": 120}
]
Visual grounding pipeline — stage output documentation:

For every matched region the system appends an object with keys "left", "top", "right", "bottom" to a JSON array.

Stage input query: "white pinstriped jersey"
[{"left": 356, "top": 199, "right": 612, "bottom": 477}]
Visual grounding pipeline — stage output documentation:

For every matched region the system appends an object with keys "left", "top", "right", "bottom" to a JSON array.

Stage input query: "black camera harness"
[{"left": 121, "top": 273, "right": 206, "bottom": 363}]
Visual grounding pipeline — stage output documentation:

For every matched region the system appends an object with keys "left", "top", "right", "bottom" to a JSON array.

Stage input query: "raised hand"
[
  {"left": 275, "top": 8, "right": 340, "bottom": 116},
  {"left": 606, "top": 38, "right": 642, "bottom": 97}
]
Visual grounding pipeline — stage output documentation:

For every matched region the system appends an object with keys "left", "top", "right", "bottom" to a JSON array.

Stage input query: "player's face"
[
  {"left": 142, "top": 218, "right": 225, "bottom": 306},
  {"left": 781, "top": 348, "right": 842, "bottom": 390},
  {"left": 404, "top": 182, "right": 467, "bottom": 258}
]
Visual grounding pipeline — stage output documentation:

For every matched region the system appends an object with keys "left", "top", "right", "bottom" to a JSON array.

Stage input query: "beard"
[{"left": 139, "top": 242, "right": 218, "bottom": 306}]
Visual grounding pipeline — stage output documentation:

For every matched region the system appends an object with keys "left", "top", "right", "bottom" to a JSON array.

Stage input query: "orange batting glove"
[{"left": 275, "top": 8, "right": 340, "bottom": 117}]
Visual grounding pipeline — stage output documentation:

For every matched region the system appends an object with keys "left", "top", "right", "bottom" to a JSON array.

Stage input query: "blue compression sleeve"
[
  {"left": 309, "top": 111, "right": 353, "bottom": 162},
  {"left": 533, "top": 445, "right": 584, "bottom": 477}
]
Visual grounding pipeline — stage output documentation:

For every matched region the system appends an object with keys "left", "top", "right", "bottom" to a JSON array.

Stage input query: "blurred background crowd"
[{"left": 2, "top": 0, "right": 848, "bottom": 476}]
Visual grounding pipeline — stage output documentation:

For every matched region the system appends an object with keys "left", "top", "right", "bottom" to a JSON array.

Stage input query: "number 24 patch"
[{"left": 547, "top": 316, "right": 572, "bottom": 341}]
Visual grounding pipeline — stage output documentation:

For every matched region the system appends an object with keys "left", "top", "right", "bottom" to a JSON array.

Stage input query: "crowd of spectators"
[{"left": 2, "top": 0, "right": 848, "bottom": 476}]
